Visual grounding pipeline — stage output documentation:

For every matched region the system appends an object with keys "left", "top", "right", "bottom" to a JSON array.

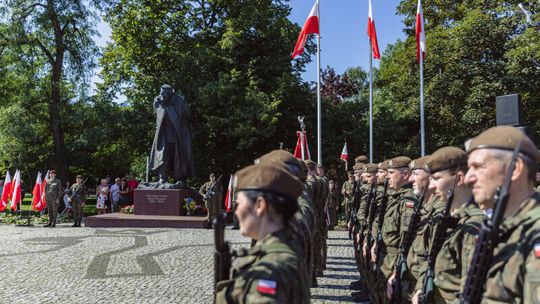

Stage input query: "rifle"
[
  {"left": 67, "top": 178, "right": 89, "bottom": 202},
  {"left": 419, "top": 177, "right": 457, "bottom": 304},
  {"left": 204, "top": 175, "right": 223, "bottom": 200},
  {"left": 348, "top": 181, "right": 361, "bottom": 239},
  {"left": 213, "top": 175, "right": 230, "bottom": 304},
  {"left": 364, "top": 179, "right": 379, "bottom": 255},
  {"left": 391, "top": 183, "right": 429, "bottom": 303},
  {"left": 460, "top": 144, "right": 521, "bottom": 304},
  {"left": 374, "top": 178, "right": 389, "bottom": 271},
  {"left": 357, "top": 181, "right": 375, "bottom": 249}
]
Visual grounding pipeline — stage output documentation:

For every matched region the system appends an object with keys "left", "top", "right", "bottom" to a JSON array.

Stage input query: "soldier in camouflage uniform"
[
  {"left": 342, "top": 171, "right": 355, "bottom": 225},
  {"left": 44, "top": 170, "right": 63, "bottom": 228},
  {"left": 411, "top": 146, "right": 484, "bottom": 303},
  {"left": 215, "top": 162, "right": 310, "bottom": 303},
  {"left": 461, "top": 126, "right": 540, "bottom": 303},
  {"left": 399, "top": 156, "right": 437, "bottom": 301},
  {"left": 67, "top": 175, "right": 87, "bottom": 227},
  {"left": 369, "top": 156, "right": 416, "bottom": 301},
  {"left": 199, "top": 173, "right": 223, "bottom": 228},
  {"left": 317, "top": 164, "right": 329, "bottom": 271},
  {"left": 327, "top": 180, "right": 339, "bottom": 229},
  {"left": 305, "top": 160, "right": 324, "bottom": 277}
]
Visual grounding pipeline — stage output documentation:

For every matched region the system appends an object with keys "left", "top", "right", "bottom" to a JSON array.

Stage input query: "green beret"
[
  {"left": 347, "top": 171, "right": 354, "bottom": 177},
  {"left": 353, "top": 163, "right": 364, "bottom": 171},
  {"left": 258, "top": 150, "right": 306, "bottom": 181},
  {"left": 76, "top": 175, "right": 84, "bottom": 179},
  {"left": 304, "top": 159, "right": 317, "bottom": 169},
  {"left": 467, "top": 126, "right": 540, "bottom": 162},
  {"left": 355, "top": 155, "right": 369, "bottom": 164},
  {"left": 378, "top": 160, "right": 389, "bottom": 170},
  {"left": 364, "top": 163, "right": 378, "bottom": 174},
  {"left": 427, "top": 146, "right": 467, "bottom": 173},
  {"left": 235, "top": 163, "right": 303, "bottom": 200},
  {"left": 409, "top": 155, "right": 431, "bottom": 171},
  {"left": 388, "top": 156, "right": 411, "bottom": 169}
]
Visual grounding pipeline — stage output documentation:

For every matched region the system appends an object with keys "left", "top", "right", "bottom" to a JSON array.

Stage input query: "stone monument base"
[
  {"left": 84, "top": 213, "right": 208, "bottom": 229},
  {"left": 134, "top": 188, "right": 203, "bottom": 216}
]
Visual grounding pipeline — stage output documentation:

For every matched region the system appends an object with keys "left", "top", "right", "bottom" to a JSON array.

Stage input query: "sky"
[{"left": 93, "top": 0, "right": 407, "bottom": 85}]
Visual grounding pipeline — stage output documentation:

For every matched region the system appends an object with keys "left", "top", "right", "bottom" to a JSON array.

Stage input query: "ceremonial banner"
[
  {"left": 294, "top": 130, "right": 311, "bottom": 160},
  {"left": 0, "top": 171, "right": 12, "bottom": 212},
  {"left": 224, "top": 174, "right": 234, "bottom": 212},
  {"left": 340, "top": 142, "right": 348, "bottom": 161},
  {"left": 31, "top": 172, "right": 44, "bottom": 212},
  {"left": 10, "top": 170, "right": 21, "bottom": 211}
]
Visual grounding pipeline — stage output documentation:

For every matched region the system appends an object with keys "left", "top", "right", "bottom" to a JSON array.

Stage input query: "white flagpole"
[
  {"left": 420, "top": 48, "right": 425, "bottom": 156},
  {"left": 369, "top": 41, "right": 374, "bottom": 163},
  {"left": 316, "top": 0, "right": 322, "bottom": 165}
]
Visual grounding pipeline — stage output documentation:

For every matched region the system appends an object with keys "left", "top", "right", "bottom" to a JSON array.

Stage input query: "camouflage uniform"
[
  {"left": 341, "top": 180, "right": 354, "bottom": 223},
  {"left": 306, "top": 175, "right": 323, "bottom": 277},
  {"left": 481, "top": 193, "right": 540, "bottom": 303},
  {"left": 317, "top": 175, "right": 329, "bottom": 270},
  {"left": 295, "top": 185, "right": 317, "bottom": 286},
  {"left": 68, "top": 182, "right": 87, "bottom": 226},
  {"left": 216, "top": 227, "right": 310, "bottom": 303},
  {"left": 200, "top": 180, "right": 223, "bottom": 222},
  {"left": 416, "top": 201, "right": 484, "bottom": 303},
  {"left": 44, "top": 176, "right": 62, "bottom": 226},
  {"left": 327, "top": 184, "right": 339, "bottom": 227}
]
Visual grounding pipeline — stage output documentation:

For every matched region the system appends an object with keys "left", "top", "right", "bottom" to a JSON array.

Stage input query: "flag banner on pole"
[
  {"left": 416, "top": 0, "right": 426, "bottom": 62},
  {"left": 291, "top": 0, "right": 320, "bottom": 59},
  {"left": 10, "top": 170, "right": 21, "bottom": 211},
  {"left": 294, "top": 130, "right": 311, "bottom": 160},
  {"left": 224, "top": 174, "right": 234, "bottom": 213},
  {"left": 340, "top": 142, "right": 348, "bottom": 161},
  {"left": 0, "top": 171, "right": 11, "bottom": 212},
  {"left": 367, "top": 0, "right": 381, "bottom": 59},
  {"left": 40, "top": 170, "right": 50, "bottom": 211},
  {"left": 31, "top": 172, "right": 44, "bottom": 212}
]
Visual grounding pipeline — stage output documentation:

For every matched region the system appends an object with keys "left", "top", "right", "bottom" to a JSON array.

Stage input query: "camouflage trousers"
[
  {"left": 321, "top": 223, "right": 328, "bottom": 269},
  {"left": 312, "top": 224, "right": 323, "bottom": 274},
  {"left": 72, "top": 201, "right": 84, "bottom": 222},
  {"left": 46, "top": 199, "right": 58, "bottom": 224}
]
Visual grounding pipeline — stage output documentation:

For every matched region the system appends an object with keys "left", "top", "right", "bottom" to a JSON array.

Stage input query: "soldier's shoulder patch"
[
  {"left": 534, "top": 243, "right": 540, "bottom": 258},
  {"left": 256, "top": 279, "right": 277, "bottom": 295},
  {"left": 405, "top": 201, "right": 415, "bottom": 208}
]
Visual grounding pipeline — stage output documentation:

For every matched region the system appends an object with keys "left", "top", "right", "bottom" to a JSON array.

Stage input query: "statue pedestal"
[{"left": 134, "top": 189, "right": 202, "bottom": 216}]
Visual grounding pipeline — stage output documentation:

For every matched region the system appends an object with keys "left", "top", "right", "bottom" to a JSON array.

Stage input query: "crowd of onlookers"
[{"left": 84, "top": 174, "right": 140, "bottom": 215}]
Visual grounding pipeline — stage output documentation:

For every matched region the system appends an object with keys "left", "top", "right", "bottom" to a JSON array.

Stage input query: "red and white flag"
[
  {"left": 416, "top": 0, "right": 426, "bottom": 62},
  {"left": 40, "top": 170, "right": 50, "bottom": 210},
  {"left": 294, "top": 131, "right": 311, "bottom": 160},
  {"left": 10, "top": 170, "right": 21, "bottom": 211},
  {"left": 224, "top": 174, "right": 234, "bottom": 212},
  {"left": 0, "top": 171, "right": 12, "bottom": 212},
  {"left": 31, "top": 172, "right": 44, "bottom": 212},
  {"left": 291, "top": 0, "right": 320, "bottom": 59},
  {"left": 340, "top": 142, "right": 348, "bottom": 161},
  {"left": 367, "top": 0, "right": 381, "bottom": 59}
]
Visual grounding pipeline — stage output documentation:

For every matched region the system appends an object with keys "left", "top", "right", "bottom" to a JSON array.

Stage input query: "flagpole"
[
  {"left": 369, "top": 41, "right": 374, "bottom": 163},
  {"left": 316, "top": 0, "right": 322, "bottom": 165},
  {"left": 420, "top": 50, "right": 425, "bottom": 156}
]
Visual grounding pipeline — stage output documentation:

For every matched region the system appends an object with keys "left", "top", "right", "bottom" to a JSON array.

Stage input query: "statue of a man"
[{"left": 149, "top": 84, "right": 194, "bottom": 184}]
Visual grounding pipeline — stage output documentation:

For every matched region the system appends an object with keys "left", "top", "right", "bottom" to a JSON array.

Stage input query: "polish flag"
[
  {"left": 416, "top": 0, "right": 426, "bottom": 62},
  {"left": 31, "top": 172, "right": 44, "bottom": 212},
  {"left": 224, "top": 174, "right": 234, "bottom": 212},
  {"left": 10, "top": 170, "right": 21, "bottom": 211},
  {"left": 40, "top": 170, "right": 50, "bottom": 210},
  {"left": 294, "top": 130, "right": 311, "bottom": 160},
  {"left": 291, "top": 0, "right": 320, "bottom": 59},
  {"left": 340, "top": 142, "right": 348, "bottom": 161},
  {"left": 367, "top": 0, "right": 381, "bottom": 59},
  {"left": 0, "top": 171, "right": 12, "bottom": 212}
]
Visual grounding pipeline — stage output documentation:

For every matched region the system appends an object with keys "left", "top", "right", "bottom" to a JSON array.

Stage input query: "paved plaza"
[{"left": 0, "top": 225, "right": 358, "bottom": 303}]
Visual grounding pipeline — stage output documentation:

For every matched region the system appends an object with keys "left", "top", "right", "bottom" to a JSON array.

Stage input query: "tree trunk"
[{"left": 48, "top": 0, "right": 70, "bottom": 183}]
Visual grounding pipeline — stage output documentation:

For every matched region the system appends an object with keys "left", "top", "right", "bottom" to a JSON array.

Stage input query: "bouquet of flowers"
[
  {"left": 183, "top": 198, "right": 197, "bottom": 215},
  {"left": 120, "top": 205, "right": 135, "bottom": 214}
]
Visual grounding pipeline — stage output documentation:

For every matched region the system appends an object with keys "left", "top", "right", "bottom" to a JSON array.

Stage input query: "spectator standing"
[
  {"left": 119, "top": 178, "right": 132, "bottom": 205},
  {"left": 96, "top": 179, "right": 109, "bottom": 215},
  {"left": 127, "top": 174, "right": 139, "bottom": 200},
  {"left": 110, "top": 178, "right": 121, "bottom": 212}
]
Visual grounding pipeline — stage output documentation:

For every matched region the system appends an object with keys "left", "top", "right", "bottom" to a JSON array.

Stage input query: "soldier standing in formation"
[
  {"left": 199, "top": 173, "right": 223, "bottom": 228},
  {"left": 327, "top": 180, "right": 339, "bottom": 230},
  {"left": 67, "top": 175, "right": 87, "bottom": 227},
  {"left": 342, "top": 171, "right": 355, "bottom": 225},
  {"left": 44, "top": 170, "right": 63, "bottom": 228}
]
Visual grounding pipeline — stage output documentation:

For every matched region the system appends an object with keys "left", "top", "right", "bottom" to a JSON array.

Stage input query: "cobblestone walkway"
[{"left": 0, "top": 225, "right": 356, "bottom": 303}]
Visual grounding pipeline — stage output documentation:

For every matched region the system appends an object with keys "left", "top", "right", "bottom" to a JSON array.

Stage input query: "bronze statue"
[{"left": 148, "top": 84, "right": 194, "bottom": 187}]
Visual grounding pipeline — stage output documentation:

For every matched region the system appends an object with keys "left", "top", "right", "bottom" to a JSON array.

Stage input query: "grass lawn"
[{"left": 19, "top": 195, "right": 98, "bottom": 216}]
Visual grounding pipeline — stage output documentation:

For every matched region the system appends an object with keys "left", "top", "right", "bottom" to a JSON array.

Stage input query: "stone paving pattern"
[{"left": 0, "top": 225, "right": 357, "bottom": 303}]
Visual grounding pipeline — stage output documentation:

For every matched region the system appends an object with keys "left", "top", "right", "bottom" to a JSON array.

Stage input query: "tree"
[{"left": 0, "top": 0, "right": 99, "bottom": 181}]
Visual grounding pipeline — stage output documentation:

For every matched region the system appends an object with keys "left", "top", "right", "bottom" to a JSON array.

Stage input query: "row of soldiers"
[{"left": 345, "top": 125, "right": 540, "bottom": 303}]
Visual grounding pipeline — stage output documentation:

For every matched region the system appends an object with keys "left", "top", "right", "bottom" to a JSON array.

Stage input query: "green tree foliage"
[{"left": 98, "top": 0, "right": 314, "bottom": 184}]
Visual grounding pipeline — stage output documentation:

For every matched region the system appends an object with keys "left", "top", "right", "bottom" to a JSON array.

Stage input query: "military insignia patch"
[
  {"left": 405, "top": 201, "right": 415, "bottom": 208},
  {"left": 257, "top": 279, "right": 277, "bottom": 295},
  {"left": 534, "top": 243, "right": 540, "bottom": 258}
]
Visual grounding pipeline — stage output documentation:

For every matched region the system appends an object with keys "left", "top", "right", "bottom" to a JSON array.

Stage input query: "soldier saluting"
[{"left": 44, "top": 170, "right": 63, "bottom": 228}]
